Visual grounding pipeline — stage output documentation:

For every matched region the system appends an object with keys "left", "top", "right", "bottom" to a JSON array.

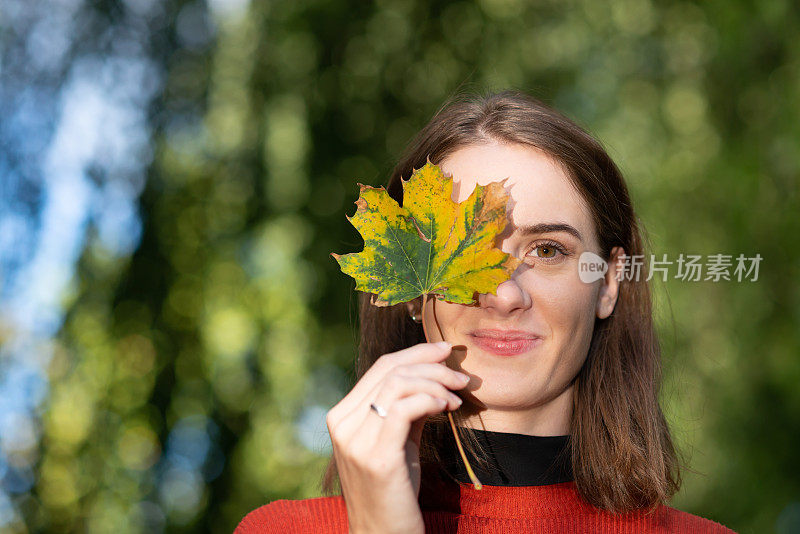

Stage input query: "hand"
[{"left": 325, "top": 341, "right": 470, "bottom": 534}]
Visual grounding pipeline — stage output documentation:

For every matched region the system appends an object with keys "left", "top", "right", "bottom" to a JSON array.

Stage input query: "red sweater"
[{"left": 235, "top": 477, "right": 737, "bottom": 533}]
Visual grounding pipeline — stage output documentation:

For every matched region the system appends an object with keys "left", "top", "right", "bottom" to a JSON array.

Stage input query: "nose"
[{"left": 478, "top": 269, "right": 532, "bottom": 314}]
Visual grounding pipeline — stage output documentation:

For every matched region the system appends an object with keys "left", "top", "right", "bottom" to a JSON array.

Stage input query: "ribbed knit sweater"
[{"left": 235, "top": 429, "right": 737, "bottom": 533}]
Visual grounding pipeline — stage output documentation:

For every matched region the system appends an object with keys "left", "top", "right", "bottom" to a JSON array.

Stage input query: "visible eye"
[{"left": 526, "top": 240, "right": 569, "bottom": 263}]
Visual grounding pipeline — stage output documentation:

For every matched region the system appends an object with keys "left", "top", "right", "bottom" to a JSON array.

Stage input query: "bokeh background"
[{"left": 1, "top": 0, "right": 798, "bottom": 532}]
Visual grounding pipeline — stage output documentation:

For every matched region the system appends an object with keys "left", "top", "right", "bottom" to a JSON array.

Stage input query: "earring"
[{"left": 410, "top": 312, "right": 422, "bottom": 323}]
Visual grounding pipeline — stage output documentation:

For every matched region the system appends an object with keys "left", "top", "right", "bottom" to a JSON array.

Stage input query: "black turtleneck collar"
[{"left": 437, "top": 427, "right": 573, "bottom": 486}]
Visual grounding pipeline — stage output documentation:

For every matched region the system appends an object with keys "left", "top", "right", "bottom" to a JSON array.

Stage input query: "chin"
[
  {"left": 460, "top": 366, "right": 543, "bottom": 405},
  {"left": 468, "top": 391, "right": 538, "bottom": 411}
]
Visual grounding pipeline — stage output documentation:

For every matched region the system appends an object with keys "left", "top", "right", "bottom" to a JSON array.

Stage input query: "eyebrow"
[{"left": 515, "top": 222, "right": 584, "bottom": 243}]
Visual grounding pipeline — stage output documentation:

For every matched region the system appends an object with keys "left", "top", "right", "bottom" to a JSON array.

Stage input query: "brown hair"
[{"left": 321, "top": 89, "right": 685, "bottom": 513}]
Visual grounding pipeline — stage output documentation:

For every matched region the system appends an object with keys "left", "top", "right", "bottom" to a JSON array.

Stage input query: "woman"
[{"left": 236, "top": 90, "right": 737, "bottom": 533}]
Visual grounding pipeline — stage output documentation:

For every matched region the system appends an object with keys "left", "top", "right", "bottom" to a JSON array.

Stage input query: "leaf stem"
[{"left": 420, "top": 293, "right": 482, "bottom": 490}]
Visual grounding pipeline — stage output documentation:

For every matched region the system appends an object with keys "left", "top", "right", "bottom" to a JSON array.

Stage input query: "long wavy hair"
[{"left": 321, "top": 89, "right": 685, "bottom": 513}]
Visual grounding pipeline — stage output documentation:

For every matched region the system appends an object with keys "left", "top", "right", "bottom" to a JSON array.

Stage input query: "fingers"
[
  {"left": 350, "top": 360, "right": 469, "bottom": 430},
  {"left": 374, "top": 393, "right": 450, "bottom": 454},
  {"left": 372, "top": 375, "right": 464, "bottom": 413},
  {"left": 329, "top": 342, "right": 455, "bottom": 423},
  {"left": 348, "top": 368, "right": 468, "bottom": 453},
  {"left": 395, "top": 363, "right": 471, "bottom": 392}
]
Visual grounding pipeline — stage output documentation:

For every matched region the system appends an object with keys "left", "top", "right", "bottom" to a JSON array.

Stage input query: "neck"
[{"left": 458, "top": 382, "right": 574, "bottom": 436}]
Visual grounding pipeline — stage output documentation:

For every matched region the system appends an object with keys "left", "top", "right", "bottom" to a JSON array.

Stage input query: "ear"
[
  {"left": 596, "top": 246, "right": 625, "bottom": 320},
  {"left": 406, "top": 296, "right": 425, "bottom": 317}
]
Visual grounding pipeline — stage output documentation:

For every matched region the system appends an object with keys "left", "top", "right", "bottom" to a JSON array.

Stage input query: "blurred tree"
[{"left": 4, "top": 0, "right": 796, "bottom": 532}]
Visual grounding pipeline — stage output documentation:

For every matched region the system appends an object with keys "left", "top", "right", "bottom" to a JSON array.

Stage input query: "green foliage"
[{"left": 30, "top": 0, "right": 800, "bottom": 533}]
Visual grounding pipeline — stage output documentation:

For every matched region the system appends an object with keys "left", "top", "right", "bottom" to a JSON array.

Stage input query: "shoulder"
[
  {"left": 234, "top": 495, "right": 348, "bottom": 534},
  {"left": 659, "top": 505, "right": 738, "bottom": 533}
]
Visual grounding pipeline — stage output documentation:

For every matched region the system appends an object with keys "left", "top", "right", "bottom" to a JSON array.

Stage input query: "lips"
[
  {"left": 470, "top": 329, "right": 541, "bottom": 341},
  {"left": 469, "top": 329, "right": 542, "bottom": 356}
]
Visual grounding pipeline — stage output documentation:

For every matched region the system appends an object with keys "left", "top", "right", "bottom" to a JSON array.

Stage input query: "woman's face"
[{"left": 410, "top": 141, "right": 622, "bottom": 435}]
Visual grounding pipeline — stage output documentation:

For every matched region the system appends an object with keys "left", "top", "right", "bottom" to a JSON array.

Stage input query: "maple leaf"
[{"left": 330, "top": 160, "right": 522, "bottom": 307}]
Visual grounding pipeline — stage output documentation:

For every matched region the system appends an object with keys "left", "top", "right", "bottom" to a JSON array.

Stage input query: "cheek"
[
  {"left": 421, "top": 298, "right": 468, "bottom": 341},
  {"left": 531, "top": 272, "right": 598, "bottom": 341}
]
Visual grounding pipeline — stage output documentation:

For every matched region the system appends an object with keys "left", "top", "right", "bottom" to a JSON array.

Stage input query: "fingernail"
[
  {"left": 456, "top": 372, "right": 470, "bottom": 383},
  {"left": 436, "top": 341, "right": 452, "bottom": 350}
]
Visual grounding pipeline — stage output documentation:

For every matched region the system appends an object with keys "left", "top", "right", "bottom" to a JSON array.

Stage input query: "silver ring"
[{"left": 370, "top": 403, "right": 387, "bottom": 418}]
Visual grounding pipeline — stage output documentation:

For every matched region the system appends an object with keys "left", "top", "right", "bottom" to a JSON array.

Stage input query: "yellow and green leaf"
[{"left": 331, "top": 161, "right": 522, "bottom": 306}]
